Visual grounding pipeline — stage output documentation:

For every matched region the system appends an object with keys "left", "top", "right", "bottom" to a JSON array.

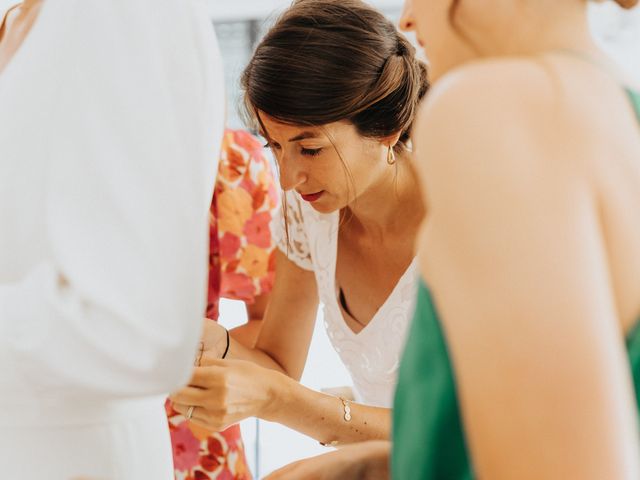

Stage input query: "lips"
[{"left": 299, "top": 191, "right": 324, "bottom": 202}]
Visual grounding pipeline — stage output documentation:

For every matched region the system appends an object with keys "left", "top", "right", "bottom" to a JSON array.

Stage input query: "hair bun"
[
  {"left": 243, "top": 0, "right": 429, "bottom": 153},
  {"left": 396, "top": 38, "right": 409, "bottom": 57},
  {"left": 614, "top": 0, "right": 638, "bottom": 8}
]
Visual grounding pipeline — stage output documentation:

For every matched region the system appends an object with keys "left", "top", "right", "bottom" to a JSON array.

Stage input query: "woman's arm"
[
  {"left": 171, "top": 357, "right": 391, "bottom": 444},
  {"left": 267, "top": 372, "right": 390, "bottom": 444},
  {"left": 265, "top": 440, "right": 391, "bottom": 480},
  {"left": 176, "top": 251, "right": 389, "bottom": 442},
  {"left": 226, "top": 293, "right": 269, "bottom": 348},
  {"left": 201, "top": 249, "right": 320, "bottom": 378},
  {"left": 413, "top": 62, "right": 640, "bottom": 479}
]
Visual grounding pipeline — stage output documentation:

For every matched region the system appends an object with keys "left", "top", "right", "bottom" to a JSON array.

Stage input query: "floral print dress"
[{"left": 166, "top": 129, "right": 279, "bottom": 480}]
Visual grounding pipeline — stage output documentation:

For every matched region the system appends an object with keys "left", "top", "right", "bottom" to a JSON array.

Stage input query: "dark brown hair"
[
  {"left": 241, "top": 0, "right": 429, "bottom": 153},
  {"left": 613, "top": 0, "right": 639, "bottom": 8}
]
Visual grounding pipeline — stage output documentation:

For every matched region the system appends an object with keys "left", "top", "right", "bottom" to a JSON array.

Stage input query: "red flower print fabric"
[{"left": 167, "top": 129, "right": 279, "bottom": 480}]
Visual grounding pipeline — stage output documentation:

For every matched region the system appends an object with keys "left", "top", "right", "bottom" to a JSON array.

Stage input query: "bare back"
[
  {"left": 412, "top": 55, "right": 640, "bottom": 479},
  {"left": 544, "top": 54, "right": 640, "bottom": 335}
]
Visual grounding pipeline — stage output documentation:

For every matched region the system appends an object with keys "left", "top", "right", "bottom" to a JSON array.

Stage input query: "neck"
[
  {"left": 457, "top": 1, "right": 604, "bottom": 69},
  {"left": 343, "top": 156, "right": 424, "bottom": 239}
]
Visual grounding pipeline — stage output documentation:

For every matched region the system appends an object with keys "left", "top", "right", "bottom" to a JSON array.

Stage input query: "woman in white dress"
[
  {"left": 0, "top": 0, "right": 224, "bottom": 478},
  {"left": 171, "top": 0, "right": 427, "bottom": 446}
]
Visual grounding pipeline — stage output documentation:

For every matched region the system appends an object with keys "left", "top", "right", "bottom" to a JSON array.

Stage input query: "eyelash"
[
  {"left": 301, "top": 147, "right": 322, "bottom": 157},
  {"left": 263, "top": 143, "right": 323, "bottom": 157}
]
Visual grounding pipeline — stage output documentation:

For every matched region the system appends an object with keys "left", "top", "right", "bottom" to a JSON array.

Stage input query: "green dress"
[{"left": 392, "top": 88, "right": 640, "bottom": 480}]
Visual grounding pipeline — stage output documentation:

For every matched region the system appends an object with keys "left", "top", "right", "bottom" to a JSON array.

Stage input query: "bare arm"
[
  {"left": 176, "top": 253, "right": 390, "bottom": 442},
  {"left": 414, "top": 63, "right": 640, "bottom": 479},
  {"left": 172, "top": 357, "right": 391, "bottom": 444},
  {"left": 202, "top": 249, "right": 320, "bottom": 377},
  {"left": 181, "top": 200, "right": 390, "bottom": 442},
  {"left": 227, "top": 293, "right": 270, "bottom": 348},
  {"left": 265, "top": 440, "right": 391, "bottom": 480},
  {"left": 265, "top": 372, "right": 390, "bottom": 444}
]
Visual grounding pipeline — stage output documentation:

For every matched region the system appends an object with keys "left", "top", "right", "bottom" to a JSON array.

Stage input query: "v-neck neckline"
[{"left": 325, "top": 210, "right": 417, "bottom": 337}]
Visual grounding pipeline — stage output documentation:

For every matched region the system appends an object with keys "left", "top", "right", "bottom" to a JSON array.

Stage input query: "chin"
[
  {"left": 305, "top": 195, "right": 344, "bottom": 214},
  {"left": 308, "top": 201, "right": 337, "bottom": 214}
]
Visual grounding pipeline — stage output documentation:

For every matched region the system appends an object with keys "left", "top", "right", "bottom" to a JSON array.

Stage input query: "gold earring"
[{"left": 387, "top": 146, "right": 396, "bottom": 165}]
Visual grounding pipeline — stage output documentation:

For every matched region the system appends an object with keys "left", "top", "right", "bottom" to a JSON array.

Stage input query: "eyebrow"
[
  {"left": 258, "top": 130, "right": 321, "bottom": 143},
  {"left": 288, "top": 131, "right": 320, "bottom": 142}
]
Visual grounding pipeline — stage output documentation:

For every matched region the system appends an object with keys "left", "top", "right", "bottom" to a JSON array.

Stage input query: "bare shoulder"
[
  {"left": 415, "top": 59, "right": 560, "bottom": 183},
  {"left": 419, "top": 57, "right": 559, "bottom": 124},
  {"left": 413, "top": 57, "right": 606, "bottom": 190}
]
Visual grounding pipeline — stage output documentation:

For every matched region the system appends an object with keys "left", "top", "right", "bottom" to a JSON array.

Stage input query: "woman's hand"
[
  {"left": 170, "top": 355, "right": 285, "bottom": 432},
  {"left": 264, "top": 441, "right": 390, "bottom": 480},
  {"left": 199, "top": 318, "right": 228, "bottom": 360}
]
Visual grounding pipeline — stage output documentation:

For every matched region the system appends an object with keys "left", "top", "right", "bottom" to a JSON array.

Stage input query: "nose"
[
  {"left": 399, "top": 1, "right": 416, "bottom": 32},
  {"left": 277, "top": 152, "right": 307, "bottom": 192}
]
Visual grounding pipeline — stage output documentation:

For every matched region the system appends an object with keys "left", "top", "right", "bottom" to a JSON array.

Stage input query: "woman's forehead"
[{"left": 257, "top": 111, "right": 353, "bottom": 141}]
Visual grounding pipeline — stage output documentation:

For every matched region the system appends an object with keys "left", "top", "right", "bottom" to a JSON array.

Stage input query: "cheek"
[
  {"left": 343, "top": 147, "right": 385, "bottom": 188},
  {"left": 314, "top": 149, "right": 366, "bottom": 197},
  {"left": 303, "top": 152, "right": 346, "bottom": 189},
  {"left": 327, "top": 156, "right": 354, "bottom": 192},
  {"left": 413, "top": 1, "right": 453, "bottom": 54}
]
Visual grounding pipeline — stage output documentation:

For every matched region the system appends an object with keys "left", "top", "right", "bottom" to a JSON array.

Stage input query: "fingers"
[
  {"left": 169, "top": 386, "right": 208, "bottom": 407},
  {"left": 194, "top": 341, "right": 205, "bottom": 367},
  {"left": 188, "top": 365, "right": 224, "bottom": 388},
  {"left": 171, "top": 401, "right": 234, "bottom": 432},
  {"left": 171, "top": 404, "right": 210, "bottom": 427},
  {"left": 199, "top": 354, "right": 227, "bottom": 367},
  {"left": 187, "top": 359, "right": 254, "bottom": 388},
  {"left": 171, "top": 401, "right": 189, "bottom": 418}
]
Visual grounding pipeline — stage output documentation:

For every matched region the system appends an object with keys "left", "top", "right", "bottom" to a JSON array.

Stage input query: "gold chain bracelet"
[
  {"left": 319, "top": 396, "right": 353, "bottom": 447},
  {"left": 340, "top": 396, "right": 352, "bottom": 422}
]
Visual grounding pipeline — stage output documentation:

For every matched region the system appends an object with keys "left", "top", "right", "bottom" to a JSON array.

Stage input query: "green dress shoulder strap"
[
  {"left": 392, "top": 280, "right": 472, "bottom": 480},
  {"left": 627, "top": 318, "right": 640, "bottom": 412},
  {"left": 625, "top": 88, "right": 640, "bottom": 123},
  {"left": 623, "top": 86, "right": 640, "bottom": 412}
]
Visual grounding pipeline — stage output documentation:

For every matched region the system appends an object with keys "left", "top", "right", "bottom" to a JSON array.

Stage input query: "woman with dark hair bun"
[
  {"left": 267, "top": 0, "right": 640, "bottom": 479},
  {"left": 171, "top": 0, "right": 429, "bottom": 451}
]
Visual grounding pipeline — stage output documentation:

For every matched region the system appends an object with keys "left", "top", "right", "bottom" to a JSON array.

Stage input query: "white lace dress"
[{"left": 278, "top": 191, "right": 418, "bottom": 408}]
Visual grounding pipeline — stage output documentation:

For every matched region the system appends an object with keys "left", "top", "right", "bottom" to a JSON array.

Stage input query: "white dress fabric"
[
  {"left": 0, "top": 0, "right": 224, "bottom": 478},
  {"left": 278, "top": 190, "right": 417, "bottom": 408}
]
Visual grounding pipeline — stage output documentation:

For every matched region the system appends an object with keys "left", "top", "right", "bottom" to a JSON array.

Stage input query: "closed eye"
[{"left": 301, "top": 147, "right": 322, "bottom": 157}]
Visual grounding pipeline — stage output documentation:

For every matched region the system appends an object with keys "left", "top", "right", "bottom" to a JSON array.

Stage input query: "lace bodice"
[{"left": 277, "top": 191, "right": 417, "bottom": 408}]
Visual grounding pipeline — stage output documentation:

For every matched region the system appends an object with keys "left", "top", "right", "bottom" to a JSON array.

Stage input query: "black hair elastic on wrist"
[{"left": 221, "top": 328, "right": 230, "bottom": 359}]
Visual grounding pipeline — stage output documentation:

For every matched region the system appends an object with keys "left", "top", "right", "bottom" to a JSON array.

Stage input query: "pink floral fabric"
[{"left": 167, "top": 129, "right": 279, "bottom": 480}]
